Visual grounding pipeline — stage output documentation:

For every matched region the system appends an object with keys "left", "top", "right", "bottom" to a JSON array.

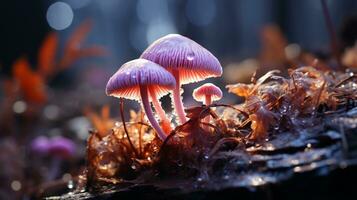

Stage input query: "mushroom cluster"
[
  {"left": 106, "top": 59, "right": 175, "bottom": 141},
  {"left": 106, "top": 34, "right": 223, "bottom": 141}
]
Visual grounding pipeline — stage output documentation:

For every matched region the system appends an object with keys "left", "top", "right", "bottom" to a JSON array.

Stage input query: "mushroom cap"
[
  {"left": 140, "top": 34, "right": 222, "bottom": 84},
  {"left": 30, "top": 136, "right": 75, "bottom": 158},
  {"left": 193, "top": 83, "right": 223, "bottom": 102},
  {"left": 49, "top": 136, "right": 76, "bottom": 158},
  {"left": 31, "top": 136, "right": 50, "bottom": 155},
  {"left": 106, "top": 59, "right": 176, "bottom": 101}
]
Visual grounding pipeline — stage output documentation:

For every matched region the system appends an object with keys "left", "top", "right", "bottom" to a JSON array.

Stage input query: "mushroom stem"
[
  {"left": 149, "top": 88, "right": 173, "bottom": 134},
  {"left": 140, "top": 85, "right": 167, "bottom": 141},
  {"left": 204, "top": 94, "right": 212, "bottom": 124},
  {"left": 47, "top": 158, "right": 61, "bottom": 181},
  {"left": 204, "top": 95, "right": 212, "bottom": 106},
  {"left": 172, "top": 69, "right": 187, "bottom": 124}
]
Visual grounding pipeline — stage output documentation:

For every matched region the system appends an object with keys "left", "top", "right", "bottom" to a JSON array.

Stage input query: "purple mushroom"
[
  {"left": 106, "top": 58, "right": 176, "bottom": 141},
  {"left": 30, "top": 136, "right": 75, "bottom": 180},
  {"left": 48, "top": 136, "right": 76, "bottom": 159},
  {"left": 31, "top": 136, "right": 75, "bottom": 158},
  {"left": 193, "top": 83, "right": 223, "bottom": 125},
  {"left": 31, "top": 136, "right": 50, "bottom": 156},
  {"left": 141, "top": 34, "right": 222, "bottom": 124}
]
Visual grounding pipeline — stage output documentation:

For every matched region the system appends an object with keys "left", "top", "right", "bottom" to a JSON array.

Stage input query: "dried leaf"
[
  {"left": 59, "top": 20, "right": 107, "bottom": 69},
  {"left": 12, "top": 57, "right": 47, "bottom": 104},
  {"left": 38, "top": 32, "right": 58, "bottom": 77}
]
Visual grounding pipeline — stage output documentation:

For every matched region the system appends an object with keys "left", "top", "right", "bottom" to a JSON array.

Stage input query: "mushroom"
[
  {"left": 31, "top": 136, "right": 75, "bottom": 180},
  {"left": 106, "top": 59, "right": 176, "bottom": 141},
  {"left": 141, "top": 34, "right": 222, "bottom": 124},
  {"left": 31, "top": 136, "right": 75, "bottom": 158},
  {"left": 31, "top": 136, "right": 50, "bottom": 155},
  {"left": 48, "top": 136, "right": 76, "bottom": 159},
  {"left": 193, "top": 83, "right": 223, "bottom": 125}
]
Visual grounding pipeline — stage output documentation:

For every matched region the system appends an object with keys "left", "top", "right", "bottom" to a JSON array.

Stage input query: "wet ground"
[{"left": 46, "top": 107, "right": 357, "bottom": 200}]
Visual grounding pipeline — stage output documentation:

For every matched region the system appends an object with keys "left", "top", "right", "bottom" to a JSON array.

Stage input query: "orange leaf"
[
  {"left": 59, "top": 20, "right": 93, "bottom": 69},
  {"left": 12, "top": 57, "right": 47, "bottom": 104},
  {"left": 13, "top": 57, "right": 31, "bottom": 79},
  {"left": 66, "top": 20, "right": 93, "bottom": 50},
  {"left": 77, "top": 45, "right": 109, "bottom": 58},
  {"left": 58, "top": 20, "right": 108, "bottom": 70},
  {"left": 38, "top": 32, "right": 58, "bottom": 77}
]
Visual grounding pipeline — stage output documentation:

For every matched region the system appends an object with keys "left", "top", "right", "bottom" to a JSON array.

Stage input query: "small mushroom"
[
  {"left": 48, "top": 136, "right": 76, "bottom": 159},
  {"left": 31, "top": 136, "right": 50, "bottom": 155},
  {"left": 31, "top": 136, "right": 75, "bottom": 158},
  {"left": 106, "top": 59, "right": 176, "bottom": 141},
  {"left": 31, "top": 136, "right": 75, "bottom": 180},
  {"left": 193, "top": 83, "right": 223, "bottom": 125},
  {"left": 141, "top": 34, "right": 222, "bottom": 124}
]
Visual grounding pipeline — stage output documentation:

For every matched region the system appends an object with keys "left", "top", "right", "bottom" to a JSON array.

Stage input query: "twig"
[
  {"left": 315, "top": 80, "right": 326, "bottom": 108},
  {"left": 334, "top": 74, "right": 357, "bottom": 88},
  {"left": 120, "top": 98, "right": 139, "bottom": 157},
  {"left": 209, "top": 137, "right": 243, "bottom": 157},
  {"left": 158, "top": 119, "right": 192, "bottom": 156},
  {"left": 139, "top": 112, "right": 144, "bottom": 157}
]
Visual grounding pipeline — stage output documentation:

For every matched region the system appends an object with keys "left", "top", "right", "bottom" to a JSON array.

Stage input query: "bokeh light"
[
  {"left": 11, "top": 180, "right": 21, "bottom": 191},
  {"left": 43, "top": 105, "right": 60, "bottom": 120},
  {"left": 46, "top": 2, "right": 74, "bottom": 30},
  {"left": 13, "top": 101, "right": 27, "bottom": 114}
]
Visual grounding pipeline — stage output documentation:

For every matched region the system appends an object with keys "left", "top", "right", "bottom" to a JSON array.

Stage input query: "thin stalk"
[
  {"left": 149, "top": 88, "right": 173, "bottom": 133},
  {"left": 202, "top": 95, "right": 212, "bottom": 131},
  {"left": 171, "top": 69, "right": 187, "bottom": 124},
  {"left": 138, "top": 112, "right": 144, "bottom": 156},
  {"left": 120, "top": 99, "right": 139, "bottom": 157},
  {"left": 204, "top": 95, "right": 212, "bottom": 123},
  {"left": 140, "top": 85, "right": 167, "bottom": 141}
]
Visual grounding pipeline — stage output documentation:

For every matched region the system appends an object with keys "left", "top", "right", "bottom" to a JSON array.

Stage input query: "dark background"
[{"left": 1, "top": 0, "right": 357, "bottom": 76}]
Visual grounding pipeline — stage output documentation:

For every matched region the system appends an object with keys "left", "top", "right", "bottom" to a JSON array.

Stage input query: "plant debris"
[{"left": 64, "top": 66, "right": 357, "bottom": 198}]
